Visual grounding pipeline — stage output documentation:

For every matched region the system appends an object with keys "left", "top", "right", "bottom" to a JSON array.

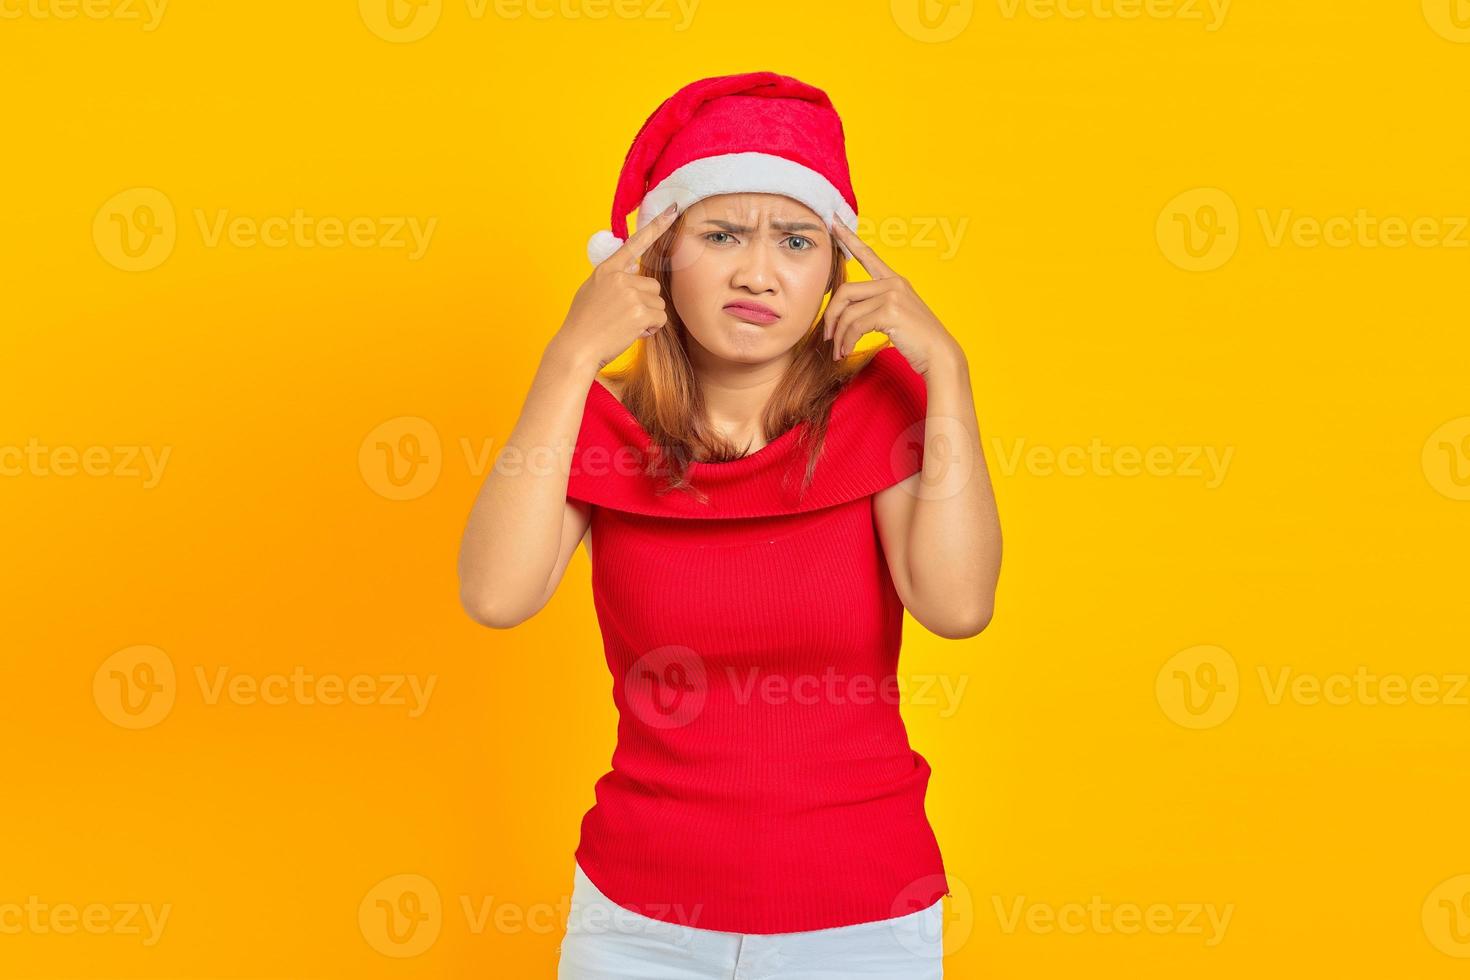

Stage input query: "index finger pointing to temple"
[
  {"left": 832, "top": 215, "right": 897, "bottom": 280},
  {"left": 607, "top": 203, "right": 679, "bottom": 273}
]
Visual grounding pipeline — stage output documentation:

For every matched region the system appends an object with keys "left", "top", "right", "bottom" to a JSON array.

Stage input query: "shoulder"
[
  {"left": 802, "top": 345, "right": 929, "bottom": 498},
  {"left": 568, "top": 370, "right": 651, "bottom": 511},
  {"left": 593, "top": 372, "right": 627, "bottom": 405},
  {"left": 841, "top": 345, "right": 927, "bottom": 418}
]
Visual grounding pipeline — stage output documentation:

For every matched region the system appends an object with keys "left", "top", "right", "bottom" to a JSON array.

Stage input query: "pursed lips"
[{"left": 723, "top": 302, "right": 781, "bottom": 323}]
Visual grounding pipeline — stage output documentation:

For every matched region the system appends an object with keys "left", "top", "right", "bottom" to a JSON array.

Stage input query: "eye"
[
  {"left": 784, "top": 235, "right": 816, "bottom": 251},
  {"left": 704, "top": 232, "right": 738, "bottom": 246}
]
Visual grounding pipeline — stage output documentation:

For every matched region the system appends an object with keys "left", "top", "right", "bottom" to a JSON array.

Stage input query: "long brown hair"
[{"left": 601, "top": 209, "right": 886, "bottom": 503}]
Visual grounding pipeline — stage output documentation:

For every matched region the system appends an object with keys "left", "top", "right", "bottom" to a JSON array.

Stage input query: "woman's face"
[{"left": 666, "top": 193, "right": 835, "bottom": 364}]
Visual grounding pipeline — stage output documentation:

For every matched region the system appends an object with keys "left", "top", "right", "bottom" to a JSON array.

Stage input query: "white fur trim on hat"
[{"left": 586, "top": 151, "right": 858, "bottom": 264}]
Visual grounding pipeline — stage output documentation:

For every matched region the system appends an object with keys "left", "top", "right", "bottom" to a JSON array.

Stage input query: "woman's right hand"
[{"left": 552, "top": 203, "right": 680, "bottom": 373}]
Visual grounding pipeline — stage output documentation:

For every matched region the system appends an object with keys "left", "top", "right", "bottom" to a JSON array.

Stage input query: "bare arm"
[
  {"left": 873, "top": 346, "right": 1001, "bottom": 639},
  {"left": 825, "top": 217, "right": 1001, "bottom": 639},
  {"left": 456, "top": 346, "right": 598, "bottom": 629},
  {"left": 456, "top": 203, "right": 679, "bottom": 629}
]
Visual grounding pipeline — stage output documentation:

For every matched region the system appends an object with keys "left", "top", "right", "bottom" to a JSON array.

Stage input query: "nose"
[{"left": 730, "top": 238, "right": 777, "bottom": 293}]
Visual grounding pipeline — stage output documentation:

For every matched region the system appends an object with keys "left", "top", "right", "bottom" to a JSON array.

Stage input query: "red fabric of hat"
[{"left": 586, "top": 71, "right": 860, "bottom": 264}]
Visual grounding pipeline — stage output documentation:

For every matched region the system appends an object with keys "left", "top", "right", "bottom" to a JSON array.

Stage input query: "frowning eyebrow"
[{"left": 701, "top": 219, "right": 827, "bottom": 234}]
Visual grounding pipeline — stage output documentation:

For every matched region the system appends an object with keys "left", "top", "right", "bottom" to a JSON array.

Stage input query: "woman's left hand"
[{"left": 824, "top": 217, "right": 963, "bottom": 377}]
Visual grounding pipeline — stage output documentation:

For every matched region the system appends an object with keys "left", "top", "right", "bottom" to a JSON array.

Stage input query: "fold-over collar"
[{"left": 567, "top": 346, "right": 928, "bottom": 520}]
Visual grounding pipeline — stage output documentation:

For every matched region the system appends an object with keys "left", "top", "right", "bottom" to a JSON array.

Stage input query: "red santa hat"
[{"left": 586, "top": 71, "right": 859, "bottom": 265}]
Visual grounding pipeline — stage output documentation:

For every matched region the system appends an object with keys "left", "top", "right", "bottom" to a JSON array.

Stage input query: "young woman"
[{"left": 458, "top": 72, "right": 1002, "bottom": 980}]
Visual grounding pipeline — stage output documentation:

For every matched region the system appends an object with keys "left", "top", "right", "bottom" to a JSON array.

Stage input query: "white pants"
[{"left": 556, "top": 860, "right": 945, "bottom": 979}]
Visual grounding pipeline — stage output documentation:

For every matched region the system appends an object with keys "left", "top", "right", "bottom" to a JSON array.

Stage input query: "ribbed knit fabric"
[{"left": 565, "top": 345, "right": 950, "bottom": 934}]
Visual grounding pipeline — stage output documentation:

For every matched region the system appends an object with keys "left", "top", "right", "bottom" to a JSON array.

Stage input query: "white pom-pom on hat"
[{"left": 587, "top": 229, "right": 624, "bottom": 265}]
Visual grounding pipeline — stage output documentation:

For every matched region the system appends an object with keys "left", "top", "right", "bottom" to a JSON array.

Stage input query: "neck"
[{"left": 686, "top": 347, "right": 795, "bottom": 450}]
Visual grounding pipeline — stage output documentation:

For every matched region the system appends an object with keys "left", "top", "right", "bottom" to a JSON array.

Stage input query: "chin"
[
  {"left": 688, "top": 321, "right": 804, "bottom": 363},
  {"left": 731, "top": 328, "right": 802, "bottom": 361}
]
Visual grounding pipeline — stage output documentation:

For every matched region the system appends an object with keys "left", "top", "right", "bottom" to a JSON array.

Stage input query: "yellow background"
[{"left": 3, "top": 0, "right": 1469, "bottom": 976}]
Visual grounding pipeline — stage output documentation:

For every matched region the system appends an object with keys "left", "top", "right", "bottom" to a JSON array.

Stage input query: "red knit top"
[{"left": 565, "top": 345, "right": 950, "bottom": 934}]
